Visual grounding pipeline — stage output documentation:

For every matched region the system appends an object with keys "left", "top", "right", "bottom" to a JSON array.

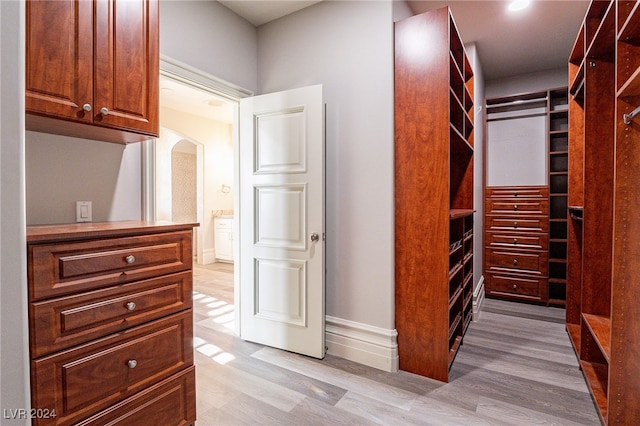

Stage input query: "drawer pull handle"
[
  {"left": 513, "top": 239, "right": 518, "bottom": 245},
  {"left": 513, "top": 284, "right": 517, "bottom": 291},
  {"left": 126, "top": 302, "right": 136, "bottom": 311},
  {"left": 514, "top": 192, "right": 519, "bottom": 197},
  {"left": 513, "top": 259, "right": 518, "bottom": 265},
  {"left": 514, "top": 204, "right": 518, "bottom": 211},
  {"left": 514, "top": 221, "right": 518, "bottom": 228},
  {"left": 127, "top": 359, "right": 137, "bottom": 369},
  {"left": 125, "top": 255, "right": 136, "bottom": 264}
]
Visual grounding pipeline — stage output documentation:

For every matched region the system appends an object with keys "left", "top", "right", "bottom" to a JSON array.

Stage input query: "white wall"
[
  {"left": 26, "top": 133, "right": 142, "bottom": 225},
  {"left": 486, "top": 67, "right": 567, "bottom": 98},
  {"left": 0, "top": 0, "right": 30, "bottom": 420},
  {"left": 257, "top": 1, "right": 395, "bottom": 331},
  {"left": 160, "top": 0, "right": 258, "bottom": 93}
]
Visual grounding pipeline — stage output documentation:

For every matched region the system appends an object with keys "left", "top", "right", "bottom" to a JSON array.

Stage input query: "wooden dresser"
[
  {"left": 26, "top": 221, "right": 197, "bottom": 425},
  {"left": 484, "top": 186, "right": 549, "bottom": 303}
]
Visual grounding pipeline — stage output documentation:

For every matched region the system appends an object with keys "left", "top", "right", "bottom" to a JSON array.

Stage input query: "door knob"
[{"left": 310, "top": 233, "right": 320, "bottom": 243}]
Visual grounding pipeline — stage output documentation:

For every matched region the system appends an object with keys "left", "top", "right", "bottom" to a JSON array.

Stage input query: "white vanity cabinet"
[{"left": 214, "top": 216, "right": 234, "bottom": 262}]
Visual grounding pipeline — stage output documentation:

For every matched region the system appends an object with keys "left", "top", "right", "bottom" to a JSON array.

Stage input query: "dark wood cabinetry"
[
  {"left": 25, "top": 0, "right": 159, "bottom": 144},
  {"left": 567, "top": 1, "right": 640, "bottom": 423},
  {"left": 395, "top": 7, "right": 474, "bottom": 383},
  {"left": 484, "top": 186, "right": 549, "bottom": 302},
  {"left": 27, "top": 222, "right": 197, "bottom": 425}
]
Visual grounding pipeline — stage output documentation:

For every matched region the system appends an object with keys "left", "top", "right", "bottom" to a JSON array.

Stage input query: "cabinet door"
[
  {"left": 94, "top": 0, "right": 159, "bottom": 136},
  {"left": 26, "top": 0, "right": 93, "bottom": 122}
]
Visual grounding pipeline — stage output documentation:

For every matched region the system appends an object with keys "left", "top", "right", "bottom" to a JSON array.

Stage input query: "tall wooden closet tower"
[
  {"left": 395, "top": 7, "right": 474, "bottom": 382},
  {"left": 566, "top": 0, "right": 640, "bottom": 422}
]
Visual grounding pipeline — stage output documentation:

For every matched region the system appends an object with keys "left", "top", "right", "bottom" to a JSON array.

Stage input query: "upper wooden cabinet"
[{"left": 25, "top": 0, "right": 159, "bottom": 144}]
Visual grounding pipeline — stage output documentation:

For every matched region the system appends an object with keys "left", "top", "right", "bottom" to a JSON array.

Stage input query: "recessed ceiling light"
[{"left": 508, "top": 0, "right": 530, "bottom": 12}]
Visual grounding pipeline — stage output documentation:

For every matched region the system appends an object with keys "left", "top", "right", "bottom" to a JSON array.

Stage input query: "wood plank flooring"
[{"left": 192, "top": 264, "right": 600, "bottom": 425}]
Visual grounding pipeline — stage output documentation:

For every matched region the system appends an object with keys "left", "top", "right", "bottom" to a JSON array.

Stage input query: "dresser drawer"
[
  {"left": 29, "top": 231, "right": 193, "bottom": 301},
  {"left": 486, "top": 272, "right": 547, "bottom": 301},
  {"left": 75, "top": 366, "right": 196, "bottom": 426},
  {"left": 488, "top": 249, "right": 548, "bottom": 275},
  {"left": 485, "top": 232, "right": 548, "bottom": 250},
  {"left": 31, "top": 311, "right": 193, "bottom": 425},
  {"left": 30, "top": 271, "right": 192, "bottom": 358},
  {"left": 486, "top": 216, "right": 548, "bottom": 232},
  {"left": 486, "top": 199, "right": 548, "bottom": 215},
  {"left": 486, "top": 186, "right": 548, "bottom": 199}
]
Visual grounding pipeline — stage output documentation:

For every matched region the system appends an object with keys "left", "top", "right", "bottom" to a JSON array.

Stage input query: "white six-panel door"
[{"left": 239, "top": 85, "right": 325, "bottom": 358}]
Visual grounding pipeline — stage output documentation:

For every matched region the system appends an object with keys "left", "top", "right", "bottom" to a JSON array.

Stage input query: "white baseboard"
[
  {"left": 200, "top": 248, "right": 216, "bottom": 265},
  {"left": 473, "top": 275, "right": 485, "bottom": 321},
  {"left": 325, "top": 316, "right": 398, "bottom": 372}
]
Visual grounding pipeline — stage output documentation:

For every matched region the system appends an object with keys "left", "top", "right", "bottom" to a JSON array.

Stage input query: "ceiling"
[
  {"left": 162, "top": 1, "right": 591, "bottom": 122},
  {"left": 218, "top": 0, "right": 590, "bottom": 81}
]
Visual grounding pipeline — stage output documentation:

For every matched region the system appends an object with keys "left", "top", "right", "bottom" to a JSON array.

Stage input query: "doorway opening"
[{"left": 157, "top": 72, "right": 240, "bottom": 331}]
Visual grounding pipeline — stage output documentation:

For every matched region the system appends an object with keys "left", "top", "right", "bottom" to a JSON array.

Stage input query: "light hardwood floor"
[{"left": 192, "top": 264, "right": 600, "bottom": 425}]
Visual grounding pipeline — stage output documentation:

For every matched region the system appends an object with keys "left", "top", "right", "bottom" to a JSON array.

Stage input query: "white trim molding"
[
  {"left": 325, "top": 316, "right": 398, "bottom": 373},
  {"left": 473, "top": 275, "right": 486, "bottom": 321}
]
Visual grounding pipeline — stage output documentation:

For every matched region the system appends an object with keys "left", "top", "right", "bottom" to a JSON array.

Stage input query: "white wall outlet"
[{"left": 76, "top": 201, "right": 92, "bottom": 222}]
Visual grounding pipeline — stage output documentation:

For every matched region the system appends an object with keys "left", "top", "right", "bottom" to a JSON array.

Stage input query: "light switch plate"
[{"left": 76, "top": 201, "right": 92, "bottom": 222}]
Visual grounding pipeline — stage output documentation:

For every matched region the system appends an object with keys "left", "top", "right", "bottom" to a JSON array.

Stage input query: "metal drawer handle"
[
  {"left": 513, "top": 259, "right": 518, "bottom": 266},
  {"left": 125, "top": 255, "right": 136, "bottom": 264},
  {"left": 126, "top": 302, "right": 136, "bottom": 311},
  {"left": 127, "top": 359, "right": 137, "bottom": 369}
]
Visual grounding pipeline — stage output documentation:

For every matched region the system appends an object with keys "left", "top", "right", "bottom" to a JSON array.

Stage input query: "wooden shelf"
[
  {"left": 580, "top": 360, "right": 609, "bottom": 423},
  {"left": 449, "top": 209, "right": 474, "bottom": 220},
  {"left": 582, "top": 313, "right": 611, "bottom": 362}
]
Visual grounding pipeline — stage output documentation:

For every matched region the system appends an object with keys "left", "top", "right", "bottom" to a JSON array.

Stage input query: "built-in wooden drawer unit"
[
  {"left": 485, "top": 272, "right": 546, "bottom": 301},
  {"left": 27, "top": 221, "right": 197, "bottom": 425},
  {"left": 31, "top": 311, "right": 192, "bottom": 425},
  {"left": 486, "top": 198, "right": 549, "bottom": 215},
  {"left": 30, "top": 271, "right": 192, "bottom": 358},
  {"left": 488, "top": 248, "right": 548, "bottom": 275},
  {"left": 486, "top": 215, "right": 549, "bottom": 233},
  {"left": 28, "top": 230, "right": 193, "bottom": 300},
  {"left": 484, "top": 186, "right": 549, "bottom": 303},
  {"left": 485, "top": 186, "right": 549, "bottom": 199},
  {"left": 76, "top": 366, "right": 196, "bottom": 426},
  {"left": 485, "top": 232, "right": 548, "bottom": 250}
]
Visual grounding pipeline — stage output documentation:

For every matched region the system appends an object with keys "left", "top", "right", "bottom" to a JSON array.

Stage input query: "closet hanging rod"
[
  {"left": 486, "top": 97, "right": 548, "bottom": 109},
  {"left": 623, "top": 105, "right": 640, "bottom": 125}
]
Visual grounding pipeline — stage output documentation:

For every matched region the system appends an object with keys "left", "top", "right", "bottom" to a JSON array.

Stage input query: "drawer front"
[
  {"left": 31, "top": 311, "right": 193, "bottom": 425},
  {"left": 486, "top": 199, "right": 549, "bottom": 215},
  {"left": 485, "top": 232, "right": 548, "bottom": 250},
  {"left": 486, "top": 272, "right": 547, "bottom": 300},
  {"left": 29, "top": 231, "right": 193, "bottom": 300},
  {"left": 488, "top": 249, "right": 548, "bottom": 274},
  {"left": 214, "top": 217, "right": 233, "bottom": 230},
  {"left": 486, "top": 216, "right": 548, "bottom": 232},
  {"left": 486, "top": 186, "right": 548, "bottom": 199},
  {"left": 75, "top": 366, "right": 196, "bottom": 426},
  {"left": 30, "top": 271, "right": 192, "bottom": 358}
]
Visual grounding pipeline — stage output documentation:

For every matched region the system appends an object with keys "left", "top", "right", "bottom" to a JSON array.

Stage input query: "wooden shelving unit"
[
  {"left": 548, "top": 88, "right": 569, "bottom": 306},
  {"left": 567, "top": 1, "right": 640, "bottom": 423},
  {"left": 395, "top": 6, "right": 474, "bottom": 383}
]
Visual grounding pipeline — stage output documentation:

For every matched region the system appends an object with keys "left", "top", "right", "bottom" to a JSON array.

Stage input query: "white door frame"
[{"left": 143, "top": 55, "right": 253, "bottom": 333}]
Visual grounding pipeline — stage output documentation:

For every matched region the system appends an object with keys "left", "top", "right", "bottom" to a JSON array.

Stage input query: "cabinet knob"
[
  {"left": 100, "top": 107, "right": 109, "bottom": 115},
  {"left": 513, "top": 284, "right": 517, "bottom": 291},
  {"left": 513, "top": 259, "right": 518, "bottom": 266},
  {"left": 82, "top": 103, "right": 92, "bottom": 112},
  {"left": 125, "top": 255, "right": 136, "bottom": 264},
  {"left": 514, "top": 192, "right": 519, "bottom": 197},
  {"left": 514, "top": 204, "right": 518, "bottom": 211},
  {"left": 513, "top": 238, "right": 518, "bottom": 245},
  {"left": 126, "top": 301, "right": 136, "bottom": 311},
  {"left": 127, "top": 359, "right": 137, "bottom": 369},
  {"left": 514, "top": 221, "right": 518, "bottom": 228},
  {"left": 310, "top": 232, "right": 320, "bottom": 243}
]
